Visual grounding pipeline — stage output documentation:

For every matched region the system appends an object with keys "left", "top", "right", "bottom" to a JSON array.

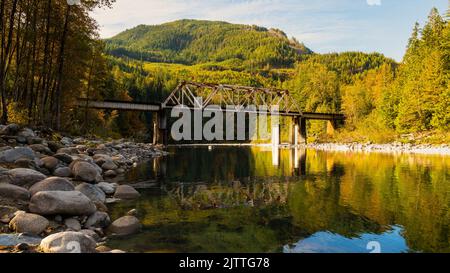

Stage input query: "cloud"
[{"left": 366, "top": 0, "right": 381, "bottom": 6}]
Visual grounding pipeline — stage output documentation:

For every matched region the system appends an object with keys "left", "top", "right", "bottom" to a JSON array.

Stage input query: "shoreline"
[{"left": 168, "top": 142, "right": 450, "bottom": 156}]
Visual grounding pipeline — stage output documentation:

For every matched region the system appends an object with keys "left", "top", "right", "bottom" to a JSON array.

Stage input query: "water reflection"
[{"left": 108, "top": 147, "right": 450, "bottom": 253}]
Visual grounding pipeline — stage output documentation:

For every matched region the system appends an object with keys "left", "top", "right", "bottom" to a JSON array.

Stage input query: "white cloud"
[{"left": 366, "top": 0, "right": 382, "bottom": 6}]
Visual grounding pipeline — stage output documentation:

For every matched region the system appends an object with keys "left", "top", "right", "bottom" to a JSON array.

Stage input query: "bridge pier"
[
  {"left": 271, "top": 123, "right": 280, "bottom": 146},
  {"left": 153, "top": 110, "right": 168, "bottom": 146},
  {"left": 298, "top": 118, "right": 307, "bottom": 145}
]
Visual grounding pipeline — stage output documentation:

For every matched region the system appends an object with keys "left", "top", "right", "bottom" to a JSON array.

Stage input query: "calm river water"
[{"left": 107, "top": 147, "right": 450, "bottom": 253}]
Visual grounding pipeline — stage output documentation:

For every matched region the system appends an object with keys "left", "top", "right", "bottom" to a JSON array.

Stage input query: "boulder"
[
  {"left": 29, "top": 144, "right": 53, "bottom": 155},
  {"left": 93, "top": 154, "right": 112, "bottom": 166},
  {"left": 0, "top": 205, "right": 18, "bottom": 224},
  {"left": 0, "top": 168, "right": 47, "bottom": 187},
  {"left": 75, "top": 183, "right": 106, "bottom": 203},
  {"left": 60, "top": 137, "right": 73, "bottom": 146},
  {"left": 53, "top": 167, "right": 72, "bottom": 177},
  {"left": 71, "top": 161, "right": 102, "bottom": 183},
  {"left": 114, "top": 185, "right": 140, "bottom": 200},
  {"left": 40, "top": 231, "right": 97, "bottom": 253},
  {"left": 0, "top": 124, "right": 20, "bottom": 135},
  {"left": 80, "top": 229, "right": 100, "bottom": 242},
  {"left": 0, "top": 234, "right": 42, "bottom": 247},
  {"left": 29, "top": 191, "right": 96, "bottom": 216},
  {"left": 17, "top": 128, "right": 36, "bottom": 138},
  {"left": 14, "top": 158, "right": 36, "bottom": 169},
  {"left": 64, "top": 218, "right": 81, "bottom": 231},
  {"left": 84, "top": 211, "right": 111, "bottom": 229},
  {"left": 97, "top": 182, "right": 115, "bottom": 195},
  {"left": 102, "top": 161, "right": 118, "bottom": 171},
  {"left": 41, "top": 156, "right": 59, "bottom": 170},
  {"left": 29, "top": 177, "right": 74, "bottom": 196},
  {"left": 0, "top": 183, "right": 31, "bottom": 201},
  {"left": 47, "top": 141, "right": 64, "bottom": 153},
  {"left": 53, "top": 153, "right": 73, "bottom": 164},
  {"left": 9, "top": 213, "right": 49, "bottom": 235},
  {"left": 108, "top": 216, "right": 141, "bottom": 236},
  {"left": 104, "top": 170, "right": 117, "bottom": 177},
  {"left": 0, "top": 147, "right": 35, "bottom": 163}
]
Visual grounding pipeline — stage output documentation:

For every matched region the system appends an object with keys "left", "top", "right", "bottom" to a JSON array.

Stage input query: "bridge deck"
[{"left": 76, "top": 99, "right": 345, "bottom": 121}]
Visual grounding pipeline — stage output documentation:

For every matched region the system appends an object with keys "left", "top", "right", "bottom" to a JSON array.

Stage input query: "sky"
[{"left": 92, "top": 0, "right": 449, "bottom": 61}]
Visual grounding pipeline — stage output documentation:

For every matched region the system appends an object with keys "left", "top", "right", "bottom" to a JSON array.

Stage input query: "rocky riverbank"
[
  {"left": 306, "top": 142, "right": 450, "bottom": 155},
  {"left": 0, "top": 124, "right": 168, "bottom": 253}
]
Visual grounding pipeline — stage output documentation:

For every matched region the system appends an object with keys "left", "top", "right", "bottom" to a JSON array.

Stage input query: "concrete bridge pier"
[
  {"left": 292, "top": 117, "right": 307, "bottom": 145},
  {"left": 153, "top": 110, "right": 168, "bottom": 146}
]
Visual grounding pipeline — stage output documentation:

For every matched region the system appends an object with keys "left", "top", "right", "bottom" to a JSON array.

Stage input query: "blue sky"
[{"left": 92, "top": 0, "right": 448, "bottom": 61}]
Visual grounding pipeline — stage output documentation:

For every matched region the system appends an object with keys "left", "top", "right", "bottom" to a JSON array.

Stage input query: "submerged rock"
[{"left": 29, "top": 191, "right": 96, "bottom": 216}]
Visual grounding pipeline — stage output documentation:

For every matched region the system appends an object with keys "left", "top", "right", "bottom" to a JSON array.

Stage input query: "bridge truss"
[{"left": 162, "top": 82, "right": 302, "bottom": 115}]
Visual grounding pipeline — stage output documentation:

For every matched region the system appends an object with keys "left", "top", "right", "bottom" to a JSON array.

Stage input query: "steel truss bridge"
[{"left": 77, "top": 81, "right": 345, "bottom": 145}]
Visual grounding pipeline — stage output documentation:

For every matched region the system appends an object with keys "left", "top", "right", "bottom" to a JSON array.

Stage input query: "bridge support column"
[
  {"left": 271, "top": 123, "right": 280, "bottom": 146},
  {"left": 299, "top": 118, "right": 307, "bottom": 144},
  {"left": 292, "top": 118, "right": 300, "bottom": 146},
  {"left": 154, "top": 110, "right": 168, "bottom": 146}
]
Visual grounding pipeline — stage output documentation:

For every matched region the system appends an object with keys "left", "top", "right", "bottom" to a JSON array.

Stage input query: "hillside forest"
[{"left": 0, "top": 0, "right": 448, "bottom": 143}]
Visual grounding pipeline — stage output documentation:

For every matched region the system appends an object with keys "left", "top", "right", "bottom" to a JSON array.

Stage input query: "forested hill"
[{"left": 105, "top": 19, "right": 312, "bottom": 68}]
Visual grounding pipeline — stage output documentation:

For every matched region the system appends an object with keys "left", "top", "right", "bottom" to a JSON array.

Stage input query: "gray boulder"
[
  {"left": 40, "top": 231, "right": 97, "bottom": 253},
  {"left": 29, "top": 191, "right": 96, "bottom": 216},
  {"left": 53, "top": 167, "right": 72, "bottom": 177},
  {"left": 108, "top": 216, "right": 141, "bottom": 236},
  {"left": 0, "top": 168, "right": 47, "bottom": 187},
  {"left": 53, "top": 153, "right": 73, "bottom": 164},
  {"left": 0, "top": 124, "right": 20, "bottom": 135},
  {"left": 0, "top": 183, "right": 30, "bottom": 201},
  {"left": 84, "top": 211, "right": 111, "bottom": 229},
  {"left": 97, "top": 182, "right": 115, "bottom": 195},
  {"left": 0, "top": 147, "right": 35, "bottom": 163},
  {"left": 64, "top": 218, "right": 81, "bottom": 231},
  {"left": 29, "top": 177, "right": 75, "bottom": 196},
  {"left": 102, "top": 161, "right": 118, "bottom": 171},
  {"left": 75, "top": 183, "right": 106, "bottom": 203},
  {"left": 17, "top": 128, "right": 36, "bottom": 138},
  {"left": 29, "top": 144, "right": 53, "bottom": 155},
  {"left": 71, "top": 161, "right": 102, "bottom": 183},
  {"left": 114, "top": 185, "right": 140, "bottom": 200},
  {"left": 9, "top": 212, "right": 49, "bottom": 235}
]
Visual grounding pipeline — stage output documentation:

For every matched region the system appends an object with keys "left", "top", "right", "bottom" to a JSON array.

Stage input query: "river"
[{"left": 106, "top": 146, "right": 450, "bottom": 253}]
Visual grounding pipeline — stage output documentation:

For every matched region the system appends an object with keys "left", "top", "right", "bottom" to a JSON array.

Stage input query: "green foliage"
[{"left": 105, "top": 20, "right": 312, "bottom": 70}]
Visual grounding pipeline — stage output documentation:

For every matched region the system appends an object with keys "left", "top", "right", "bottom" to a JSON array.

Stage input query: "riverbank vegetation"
[{"left": 0, "top": 1, "right": 448, "bottom": 143}]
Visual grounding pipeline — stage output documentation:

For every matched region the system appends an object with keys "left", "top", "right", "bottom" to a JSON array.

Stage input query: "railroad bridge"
[{"left": 77, "top": 81, "right": 345, "bottom": 145}]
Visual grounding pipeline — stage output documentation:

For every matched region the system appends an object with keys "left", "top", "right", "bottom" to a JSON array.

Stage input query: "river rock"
[
  {"left": 41, "top": 156, "right": 59, "bottom": 171},
  {"left": 40, "top": 231, "right": 97, "bottom": 253},
  {"left": 104, "top": 170, "right": 117, "bottom": 177},
  {"left": 93, "top": 154, "right": 112, "bottom": 166},
  {"left": 0, "top": 147, "right": 35, "bottom": 163},
  {"left": 102, "top": 161, "right": 118, "bottom": 171},
  {"left": 114, "top": 185, "right": 140, "bottom": 200},
  {"left": 0, "top": 183, "right": 31, "bottom": 201},
  {"left": 80, "top": 229, "right": 100, "bottom": 242},
  {"left": 108, "top": 216, "right": 141, "bottom": 236},
  {"left": 0, "top": 205, "right": 18, "bottom": 224},
  {"left": 53, "top": 153, "right": 73, "bottom": 164},
  {"left": 0, "top": 234, "right": 42, "bottom": 247},
  {"left": 29, "top": 191, "right": 96, "bottom": 216},
  {"left": 84, "top": 211, "right": 111, "bottom": 229},
  {"left": 0, "top": 168, "right": 47, "bottom": 187},
  {"left": 29, "top": 177, "right": 75, "bottom": 196},
  {"left": 17, "top": 128, "right": 36, "bottom": 138},
  {"left": 0, "top": 124, "right": 20, "bottom": 135},
  {"left": 9, "top": 213, "right": 49, "bottom": 235},
  {"left": 75, "top": 183, "right": 106, "bottom": 203},
  {"left": 60, "top": 137, "right": 73, "bottom": 146},
  {"left": 64, "top": 218, "right": 81, "bottom": 231},
  {"left": 97, "top": 182, "right": 115, "bottom": 195},
  {"left": 71, "top": 161, "right": 102, "bottom": 183},
  {"left": 29, "top": 144, "right": 53, "bottom": 155},
  {"left": 53, "top": 167, "right": 72, "bottom": 177}
]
